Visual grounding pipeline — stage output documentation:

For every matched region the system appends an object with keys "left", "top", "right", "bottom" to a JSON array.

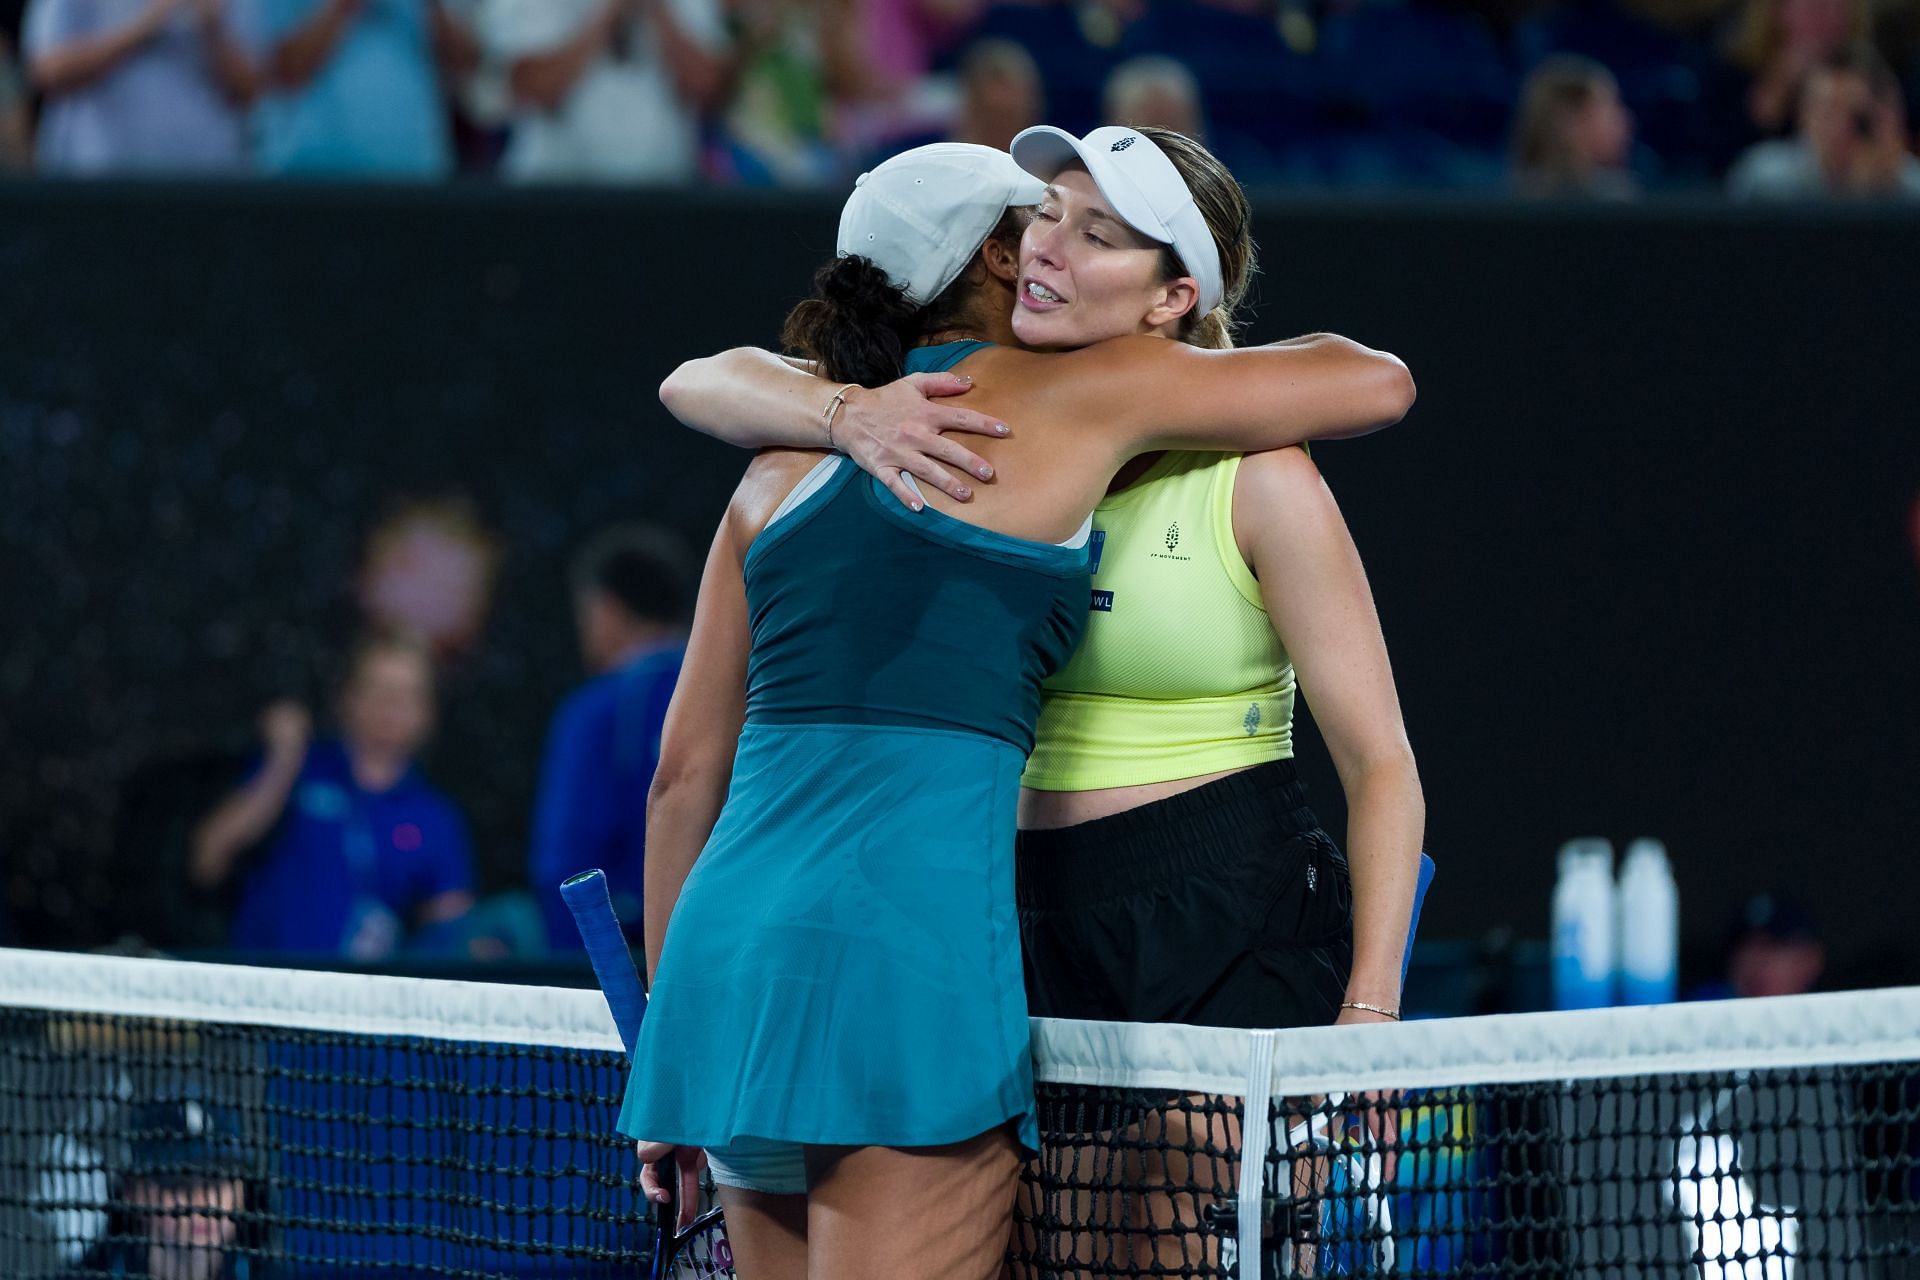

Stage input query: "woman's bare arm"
[
  {"left": 28, "top": 0, "right": 173, "bottom": 95},
  {"left": 659, "top": 348, "right": 1006, "bottom": 508},
  {"left": 1055, "top": 332, "right": 1415, "bottom": 460},
  {"left": 1234, "top": 448, "right": 1424, "bottom": 1020},
  {"left": 659, "top": 327, "right": 1410, "bottom": 509},
  {"left": 642, "top": 512, "right": 751, "bottom": 985},
  {"left": 188, "top": 701, "right": 312, "bottom": 890},
  {"left": 198, "top": 0, "right": 265, "bottom": 104},
  {"left": 269, "top": 0, "right": 362, "bottom": 88},
  {"left": 506, "top": 0, "right": 618, "bottom": 112}
]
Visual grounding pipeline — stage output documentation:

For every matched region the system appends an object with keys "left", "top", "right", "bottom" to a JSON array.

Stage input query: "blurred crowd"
[
  {"left": 197, "top": 519, "right": 695, "bottom": 962},
  {"left": 34, "top": 514, "right": 702, "bottom": 965},
  {"left": 0, "top": 0, "right": 1916, "bottom": 196}
]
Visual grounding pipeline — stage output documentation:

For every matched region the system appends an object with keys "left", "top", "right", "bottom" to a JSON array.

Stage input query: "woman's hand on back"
[{"left": 835, "top": 374, "right": 1010, "bottom": 511}]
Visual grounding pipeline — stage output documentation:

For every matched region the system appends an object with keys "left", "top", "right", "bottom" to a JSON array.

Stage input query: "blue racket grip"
[{"left": 561, "top": 869, "right": 648, "bottom": 1056}]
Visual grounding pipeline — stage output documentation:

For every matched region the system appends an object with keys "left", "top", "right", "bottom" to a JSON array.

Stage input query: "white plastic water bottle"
[
  {"left": 1551, "top": 838, "right": 1616, "bottom": 1010},
  {"left": 1618, "top": 838, "right": 1679, "bottom": 1005}
]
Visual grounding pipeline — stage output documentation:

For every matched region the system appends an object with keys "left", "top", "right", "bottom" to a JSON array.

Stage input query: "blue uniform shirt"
[
  {"left": 529, "top": 645, "right": 683, "bottom": 950},
  {"left": 231, "top": 739, "right": 474, "bottom": 956}
]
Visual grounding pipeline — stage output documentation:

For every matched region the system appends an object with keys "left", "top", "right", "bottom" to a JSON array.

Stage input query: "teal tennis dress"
[{"left": 620, "top": 342, "right": 1089, "bottom": 1156}]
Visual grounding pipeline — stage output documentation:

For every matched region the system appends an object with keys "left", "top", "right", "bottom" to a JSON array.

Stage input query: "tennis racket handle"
[
  {"left": 652, "top": 1152, "right": 681, "bottom": 1233},
  {"left": 560, "top": 868, "right": 648, "bottom": 1056}
]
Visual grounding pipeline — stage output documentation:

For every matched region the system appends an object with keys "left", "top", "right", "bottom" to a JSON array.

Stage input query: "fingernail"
[
  {"left": 978, "top": 466, "right": 993, "bottom": 479},
  {"left": 957, "top": 375, "right": 973, "bottom": 384},
  {"left": 995, "top": 423, "right": 1009, "bottom": 435},
  {"left": 956, "top": 487, "right": 972, "bottom": 499},
  {"left": 911, "top": 500, "right": 924, "bottom": 512}
]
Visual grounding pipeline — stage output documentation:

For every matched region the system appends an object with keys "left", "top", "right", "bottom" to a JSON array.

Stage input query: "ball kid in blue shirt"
[{"left": 192, "top": 629, "right": 475, "bottom": 957}]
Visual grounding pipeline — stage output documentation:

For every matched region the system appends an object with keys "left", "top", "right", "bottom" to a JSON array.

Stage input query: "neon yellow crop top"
[{"left": 1021, "top": 451, "right": 1295, "bottom": 792}]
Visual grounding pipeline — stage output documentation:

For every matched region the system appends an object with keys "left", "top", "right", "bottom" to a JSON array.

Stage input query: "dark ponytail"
[
  {"left": 781, "top": 208, "right": 1029, "bottom": 385},
  {"left": 780, "top": 256, "right": 920, "bottom": 388}
]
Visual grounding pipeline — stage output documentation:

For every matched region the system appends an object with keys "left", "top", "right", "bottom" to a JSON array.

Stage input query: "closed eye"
[{"left": 1083, "top": 231, "right": 1110, "bottom": 247}]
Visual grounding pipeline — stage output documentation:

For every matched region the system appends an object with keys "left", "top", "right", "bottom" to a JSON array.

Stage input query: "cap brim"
[
  {"left": 1009, "top": 128, "right": 1080, "bottom": 190},
  {"left": 1007, "top": 167, "right": 1048, "bottom": 207},
  {"left": 1010, "top": 126, "right": 1174, "bottom": 245}
]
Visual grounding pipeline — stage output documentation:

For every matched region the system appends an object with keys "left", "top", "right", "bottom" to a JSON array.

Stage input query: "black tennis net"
[
  {"left": 4, "top": 949, "right": 1918, "bottom": 1279},
  {"left": 1016, "top": 1002, "right": 1920, "bottom": 1278},
  {"left": 1, "top": 950, "right": 650, "bottom": 1279}
]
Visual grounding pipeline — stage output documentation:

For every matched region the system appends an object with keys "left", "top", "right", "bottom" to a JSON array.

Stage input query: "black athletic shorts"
[{"left": 1015, "top": 760, "right": 1352, "bottom": 1029}]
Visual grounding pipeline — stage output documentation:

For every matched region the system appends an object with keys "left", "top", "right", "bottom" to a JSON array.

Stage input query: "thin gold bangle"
[
  {"left": 822, "top": 383, "right": 858, "bottom": 450},
  {"left": 1340, "top": 1000, "right": 1401, "bottom": 1021}
]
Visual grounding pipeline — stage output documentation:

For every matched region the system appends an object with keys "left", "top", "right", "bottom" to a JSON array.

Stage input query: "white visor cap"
[
  {"left": 1010, "top": 125, "right": 1224, "bottom": 317},
  {"left": 837, "top": 143, "right": 1049, "bottom": 307}
]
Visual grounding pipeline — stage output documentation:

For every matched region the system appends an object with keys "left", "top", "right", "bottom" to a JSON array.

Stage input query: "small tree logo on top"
[{"left": 1165, "top": 522, "right": 1180, "bottom": 552}]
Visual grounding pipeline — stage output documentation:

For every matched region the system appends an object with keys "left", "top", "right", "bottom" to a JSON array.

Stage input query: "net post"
[{"left": 1238, "top": 1028, "right": 1278, "bottom": 1280}]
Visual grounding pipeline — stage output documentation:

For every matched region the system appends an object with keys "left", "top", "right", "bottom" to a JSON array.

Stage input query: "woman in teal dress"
[{"left": 626, "top": 138, "right": 1414, "bottom": 1279}]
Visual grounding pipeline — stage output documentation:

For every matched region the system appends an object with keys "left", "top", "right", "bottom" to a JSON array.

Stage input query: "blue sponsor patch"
[
  {"left": 1088, "top": 529, "right": 1106, "bottom": 574},
  {"left": 1090, "top": 589, "right": 1114, "bottom": 612}
]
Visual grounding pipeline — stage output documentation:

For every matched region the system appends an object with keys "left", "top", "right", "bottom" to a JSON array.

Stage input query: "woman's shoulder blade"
[{"left": 731, "top": 449, "right": 835, "bottom": 542}]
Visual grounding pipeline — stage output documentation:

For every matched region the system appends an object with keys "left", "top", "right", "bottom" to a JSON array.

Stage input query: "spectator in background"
[
  {"left": 529, "top": 525, "right": 692, "bottom": 952},
  {"left": 65, "top": 1097, "right": 268, "bottom": 1280},
  {"left": 839, "top": 0, "right": 978, "bottom": 153},
  {"left": 710, "top": 0, "right": 867, "bottom": 186},
  {"left": 22, "top": 0, "right": 263, "bottom": 176},
  {"left": 856, "top": 0, "right": 975, "bottom": 85},
  {"left": 1510, "top": 56, "right": 1639, "bottom": 198},
  {"left": 253, "top": 0, "right": 471, "bottom": 177},
  {"left": 355, "top": 496, "right": 502, "bottom": 663},
  {"left": 189, "top": 629, "right": 476, "bottom": 959},
  {"left": 1729, "top": 48, "right": 1920, "bottom": 196},
  {"left": 1692, "top": 894, "right": 1827, "bottom": 999},
  {"left": 950, "top": 36, "right": 1040, "bottom": 150},
  {"left": 484, "top": 0, "right": 730, "bottom": 184},
  {"left": 1714, "top": 0, "right": 1868, "bottom": 152},
  {"left": 1102, "top": 53, "right": 1205, "bottom": 140}
]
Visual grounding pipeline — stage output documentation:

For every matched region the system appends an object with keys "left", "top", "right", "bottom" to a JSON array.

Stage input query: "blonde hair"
[
  {"left": 1135, "top": 126, "right": 1256, "bottom": 351},
  {"left": 1511, "top": 56, "right": 1616, "bottom": 193}
]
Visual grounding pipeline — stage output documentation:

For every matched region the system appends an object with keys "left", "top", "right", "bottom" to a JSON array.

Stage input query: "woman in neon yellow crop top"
[
  {"left": 668, "top": 128, "right": 1421, "bottom": 1034},
  {"left": 658, "top": 127, "right": 1422, "bottom": 1273}
]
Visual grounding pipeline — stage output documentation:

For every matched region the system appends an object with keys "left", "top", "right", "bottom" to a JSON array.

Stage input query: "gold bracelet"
[
  {"left": 822, "top": 383, "right": 858, "bottom": 450},
  {"left": 1340, "top": 1000, "right": 1401, "bottom": 1021}
]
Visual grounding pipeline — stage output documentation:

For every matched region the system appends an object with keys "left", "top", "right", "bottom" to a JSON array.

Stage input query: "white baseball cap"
[
  {"left": 1010, "top": 125, "right": 1224, "bottom": 316},
  {"left": 837, "top": 143, "right": 1049, "bottom": 307}
]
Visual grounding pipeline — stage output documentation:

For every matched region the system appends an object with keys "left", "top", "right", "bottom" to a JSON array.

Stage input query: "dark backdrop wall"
[{"left": 2, "top": 185, "right": 1916, "bottom": 982}]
